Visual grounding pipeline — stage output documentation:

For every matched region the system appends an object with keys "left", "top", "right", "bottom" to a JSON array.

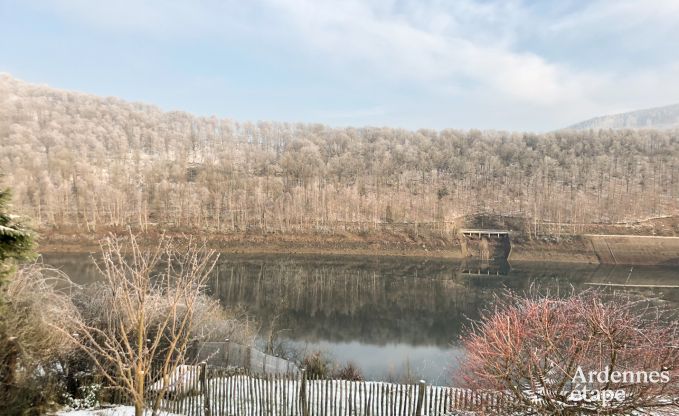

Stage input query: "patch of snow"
[
  {"left": 56, "top": 405, "right": 181, "bottom": 416},
  {"left": 148, "top": 365, "right": 201, "bottom": 395}
]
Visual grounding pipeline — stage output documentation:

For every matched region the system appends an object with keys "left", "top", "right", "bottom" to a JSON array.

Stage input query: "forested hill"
[
  {"left": 567, "top": 103, "right": 679, "bottom": 130},
  {"left": 1, "top": 73, "right": 679, "bottom": 236}
]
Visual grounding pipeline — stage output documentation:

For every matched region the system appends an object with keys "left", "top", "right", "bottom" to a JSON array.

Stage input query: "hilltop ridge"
[{"left": 567, "top": 103, "right": 679, "bottom": 130}]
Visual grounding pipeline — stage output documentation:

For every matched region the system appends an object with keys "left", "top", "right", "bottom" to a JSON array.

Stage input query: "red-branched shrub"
[{"left": 457, "top": 290, "right": 679, "bottom": 415}]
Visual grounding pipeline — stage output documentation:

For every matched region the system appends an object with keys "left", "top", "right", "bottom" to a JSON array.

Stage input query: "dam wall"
[{"left": 585, "top": 235, "right": 679, "bottom": 266}]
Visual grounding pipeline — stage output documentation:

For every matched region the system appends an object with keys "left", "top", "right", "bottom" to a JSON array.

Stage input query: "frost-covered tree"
[{"left": 2, "top": 74, "right": 679, "bottom": 236}]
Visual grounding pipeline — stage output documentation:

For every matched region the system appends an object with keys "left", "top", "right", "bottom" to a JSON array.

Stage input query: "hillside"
[
  {"left": 2, "top": 74, "right": 679, "bottom": 240},
  {"left": 567, "top": 103, "right": 679, "bottom": 130}
]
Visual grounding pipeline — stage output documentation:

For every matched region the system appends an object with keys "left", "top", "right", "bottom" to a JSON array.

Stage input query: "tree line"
[{"left": 2, "top": 74, "right": 679, "bottom": 234}]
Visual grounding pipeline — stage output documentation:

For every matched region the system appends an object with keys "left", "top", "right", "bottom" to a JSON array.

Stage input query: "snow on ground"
[
  {"left": 56, "top": 375, "right": 467, "bottom": 416},
  {"left": 56, "top": 406, "right": 181, "bottom": 416}
]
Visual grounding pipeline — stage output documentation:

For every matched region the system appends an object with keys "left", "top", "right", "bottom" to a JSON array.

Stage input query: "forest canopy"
[{"left": 1, "top": 74, "right": 679, "bottom": 234}]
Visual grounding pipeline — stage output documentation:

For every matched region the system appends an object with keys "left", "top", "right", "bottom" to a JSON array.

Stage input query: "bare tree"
[
  {"left": 58, "top": 233, "right": 218, "bottom": 416},
  {"left": 4, "top": 74, "right": 679, "bottom": 238},
  {"left": 457, "top": 289, "right": 679, "bottom": 415}
]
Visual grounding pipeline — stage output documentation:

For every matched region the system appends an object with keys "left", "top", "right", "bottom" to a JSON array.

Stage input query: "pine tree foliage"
[{"left": 0, "top": 189, "right": 34, "bottom": 282}]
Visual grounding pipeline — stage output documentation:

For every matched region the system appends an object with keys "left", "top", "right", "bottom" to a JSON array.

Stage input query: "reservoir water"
[{"left": 42, "top": 253, "right": 679, "bottom": 385}]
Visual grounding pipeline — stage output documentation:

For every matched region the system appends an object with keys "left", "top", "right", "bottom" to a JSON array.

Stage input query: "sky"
[{"left": 1, "top": 0, "right": 679, "bottom": 131}]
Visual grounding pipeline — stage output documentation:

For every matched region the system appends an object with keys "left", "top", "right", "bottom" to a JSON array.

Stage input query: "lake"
[{"left": 42, "top": 253, "right": 679, "bottom": 385}]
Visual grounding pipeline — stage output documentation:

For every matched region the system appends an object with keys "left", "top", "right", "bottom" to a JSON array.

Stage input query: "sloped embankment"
[{"left": 585, "top": 235, "right": 679, "bottom": 266}]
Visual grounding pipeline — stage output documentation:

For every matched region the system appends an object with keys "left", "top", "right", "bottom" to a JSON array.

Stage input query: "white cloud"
[
  {"left": 264, "top": 0, "right": 592, "bottom": 105},
  {"left": 550, "top": 0, "right": 679, "bottom": 33},
  {"left": 19, "top": 0, "right": 679, "bottom": 129},
  {"left": 28, "top": 0, "right": 583, "bottom": 105}
]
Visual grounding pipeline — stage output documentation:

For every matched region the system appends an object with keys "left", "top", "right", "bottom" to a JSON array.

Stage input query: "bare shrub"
[
  {"left": 302, "top": 351, "right": 333, "bottom": 379},
  {"left": 73, "top": 283, "right": 256, "bottom": 347},
  {"left": 57, "top": 233, "right": 221, "bottom": 416},
  {"left": 457, "top": 289, "right": 679, "bottom": 415},
  {"left": 300, "top": 351, "right": 364, "bottom": 381},
  {"left": 0, "top": 261, "right": 79, "bottom": 414},
  {"left": 334, "top": 362, "right": 364, "bottom": 381},
  {"left": 189, "top": 297, "right": 256, "bottom": 345}
]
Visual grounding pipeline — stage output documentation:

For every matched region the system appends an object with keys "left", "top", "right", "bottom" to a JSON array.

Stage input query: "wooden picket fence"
[{"left": 146, "top": 364, "right": 512, "bottom": 416}]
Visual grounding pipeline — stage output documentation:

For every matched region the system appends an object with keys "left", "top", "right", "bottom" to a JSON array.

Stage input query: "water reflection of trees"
[
  {"left": 207, "top": 257, "right": 679, "bottom": 347},
  {"left": 42, "top": 253, "right": 679, "bottom": 347},
  {"left": 208, "top": 256, "right": 484, "bottom": 346}
]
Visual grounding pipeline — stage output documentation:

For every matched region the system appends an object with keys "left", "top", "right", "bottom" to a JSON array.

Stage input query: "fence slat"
[
  {"left": 436, "top": 387, "right": 442, "bottom": 415},
  {"left": 315, "top": 377, "right": 320, "bottom": 416},
  {"left": 382, "top": 383, "right": 387, "bottom": 416},
  {"left": 415, "top": 380, "right": 425, "bottom": 416},
  {"left": 188, "top": 367, "right": 194, "bottom": 416},
  {"left": 232, "top": 371, "right": 238, "bottom": 416}
]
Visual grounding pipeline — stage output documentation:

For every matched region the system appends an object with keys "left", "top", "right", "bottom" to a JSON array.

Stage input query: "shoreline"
[
  {"left": 37, "top": 242, "right": 603, "bottom": 263},
  {"left": 33, "top": 228, "right": 679, "bottom": 266},
  {"left": 35, "top": 237, "right": 466, "bottom": 260},
  {"left": 31, "top": 230, "right": 597, "bottom": 264}
]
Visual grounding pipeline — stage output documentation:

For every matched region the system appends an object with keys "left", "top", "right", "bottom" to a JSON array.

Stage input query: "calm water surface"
[{"left": 43, "top": 253, "right": 679, "bottom": 384}]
